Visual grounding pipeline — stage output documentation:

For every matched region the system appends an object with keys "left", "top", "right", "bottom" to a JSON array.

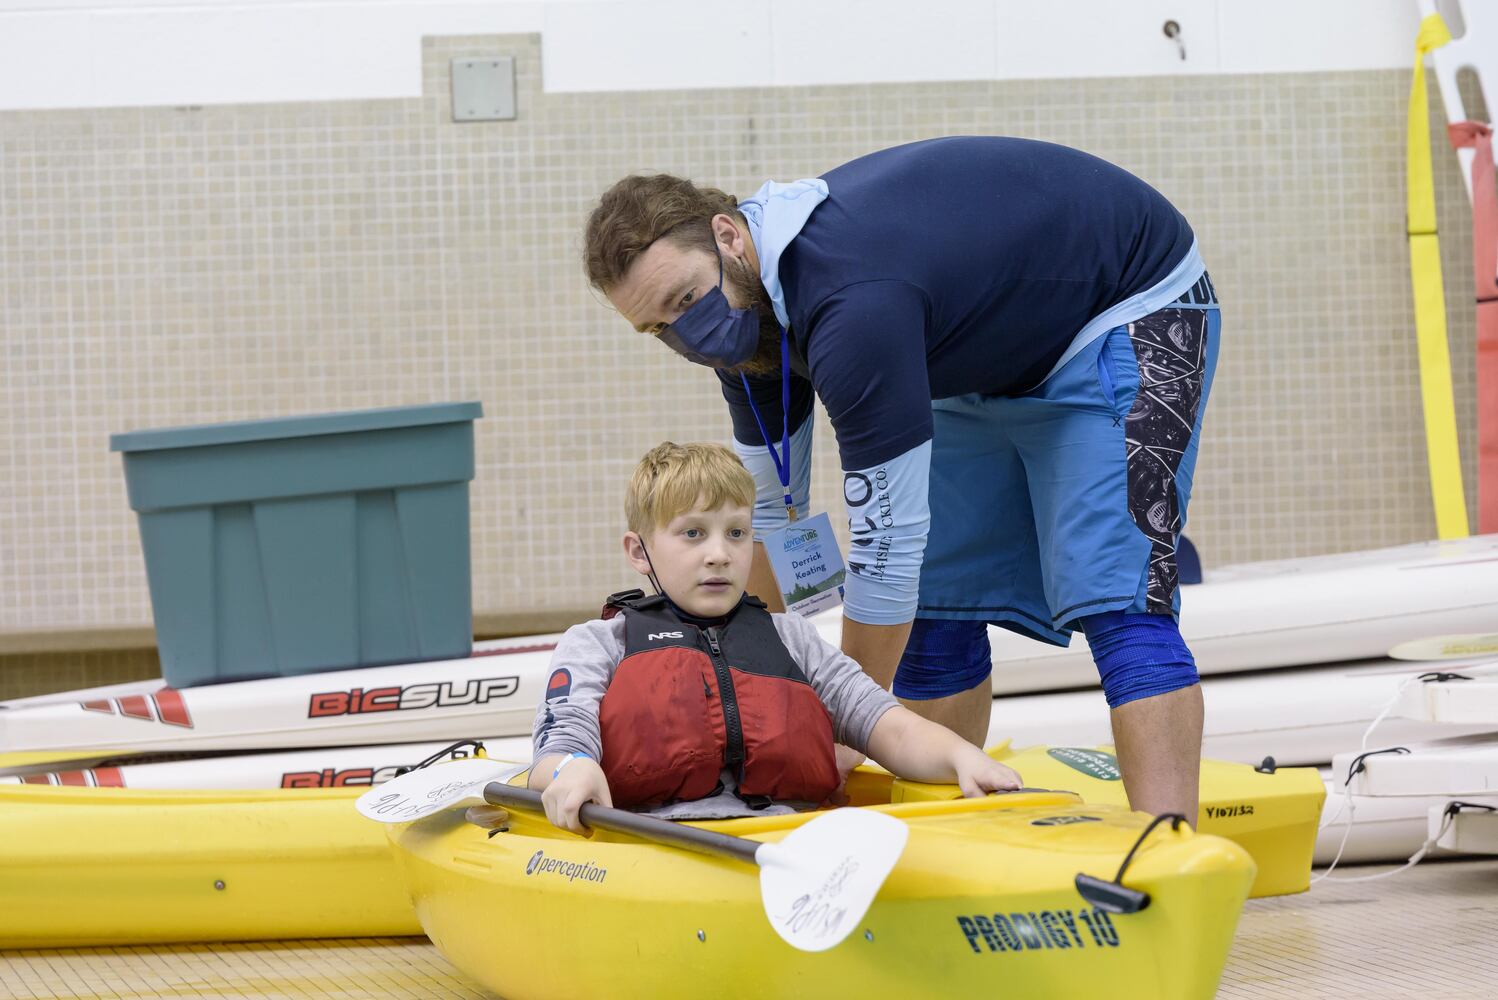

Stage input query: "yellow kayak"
[
  {"left": 390, "top": 783, "right": 1256, "bottom": 1000},
  {"left": 0, "top": 784, "right": 420, "bottom": 949},
  {"left": 0, "top": 742, "right": 1319, "bottom": 951},
  {"left": 851, "top": 741, "right": 1325, "bottom": 898}
]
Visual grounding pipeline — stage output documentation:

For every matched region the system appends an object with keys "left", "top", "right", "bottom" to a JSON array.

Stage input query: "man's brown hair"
[{"left": 583, "top": 175, "right": 743, "bottom": 292}]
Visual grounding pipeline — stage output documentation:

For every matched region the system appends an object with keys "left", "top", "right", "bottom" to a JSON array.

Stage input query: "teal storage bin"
[{"left": 110, "top": 402, "right": 483, "bottom": 687}]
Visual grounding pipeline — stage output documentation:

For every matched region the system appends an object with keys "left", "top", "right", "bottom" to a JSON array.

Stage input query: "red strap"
[{"left": 1450, "top": 121, "right": 1498, "bottom": 532}]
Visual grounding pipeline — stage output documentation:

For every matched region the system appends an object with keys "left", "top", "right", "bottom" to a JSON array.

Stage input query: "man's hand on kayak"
[{"left": 540, "top": 757, "right": 613, "bottom": 834}]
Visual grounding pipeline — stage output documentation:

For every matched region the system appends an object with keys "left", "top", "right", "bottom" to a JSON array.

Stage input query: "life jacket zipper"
[{"left": 703, "top": 626, "right": 745, "bottom": 774}]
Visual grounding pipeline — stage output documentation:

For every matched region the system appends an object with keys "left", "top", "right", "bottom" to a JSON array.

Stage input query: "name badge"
[{"left": 761, "top": 511, "right": 846, "bottom": 618}]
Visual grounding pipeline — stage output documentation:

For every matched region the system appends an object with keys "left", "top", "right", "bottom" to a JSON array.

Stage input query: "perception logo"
[{"left": 525, "top": 850, "right": 607, "bottom": 884}]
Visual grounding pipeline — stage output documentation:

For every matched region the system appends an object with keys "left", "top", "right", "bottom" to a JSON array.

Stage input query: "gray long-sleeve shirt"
[{"left": 531, "top": 609, "right": 899, "bottom": 820}]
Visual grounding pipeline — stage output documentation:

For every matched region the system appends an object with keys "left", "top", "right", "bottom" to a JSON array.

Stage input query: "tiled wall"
[
  {"left": 0, "top": 648, "right": 160, "bottom": 701},
  {"left": 0, "top": 34, "right": 1481, "bottom": 695}
]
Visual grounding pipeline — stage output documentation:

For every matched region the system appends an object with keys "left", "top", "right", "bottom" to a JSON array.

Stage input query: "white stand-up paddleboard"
[
  {"left": 0, "top": 735, "right": 535, "bottom": 789},
  {"left": 990, "top": 658, "right": 1498, "bottom": 767},
  {"left": 8, "top": 536, "right": 1494, "bottom": 762},
  {"left": 1434, "top": 803, "right": 1498, "bottom": 854},
  {"left": 1313, "top": 775, "right": 1498, "bottom": 864},
  {"left": 1332, "top": 737, "right": 1498, "bottom": 797},
  {"left": 0, "top": 634, "right": 564, "bottom": 712},
  {"left": 983, "top": 535, "right": 1498, "bottom": 695},
  {"left": 1396, "top": 664, "right": 1498, "bottom": 725},
  {"left": 1310, "top": 738, "right": 1498, "bottom": 863},
  {"left": 0, "top": 641, "right": 555, "bottom": 756}
]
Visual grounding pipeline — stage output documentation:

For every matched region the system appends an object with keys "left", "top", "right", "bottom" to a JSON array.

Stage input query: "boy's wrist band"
[{"left": 552, "top": 752, "right": 592, "bottom": 780}]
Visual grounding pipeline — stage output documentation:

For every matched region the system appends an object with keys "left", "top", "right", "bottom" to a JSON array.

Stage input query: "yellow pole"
[{"left": 1407, "top": 12, "right": 1469, "bottom": 538}]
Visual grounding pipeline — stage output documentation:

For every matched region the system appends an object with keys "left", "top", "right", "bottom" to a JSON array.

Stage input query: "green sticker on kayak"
[{"left": 1046, "top": 748, "right": 1121, "bottom": 781}]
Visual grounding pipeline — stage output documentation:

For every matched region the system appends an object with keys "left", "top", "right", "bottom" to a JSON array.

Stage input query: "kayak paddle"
[{"left": 356, "top": 757, "right": 908, "bottom": 952}]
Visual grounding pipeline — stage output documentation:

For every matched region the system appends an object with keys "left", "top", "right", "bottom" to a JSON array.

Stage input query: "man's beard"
[{"left": 721, "top": 256, "right": 784, "bottom": 379}]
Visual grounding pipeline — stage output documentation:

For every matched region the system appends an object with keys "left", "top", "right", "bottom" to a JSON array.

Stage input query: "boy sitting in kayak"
[{"left": 530, "top": 441, "right": 1021, "bottom": 832}]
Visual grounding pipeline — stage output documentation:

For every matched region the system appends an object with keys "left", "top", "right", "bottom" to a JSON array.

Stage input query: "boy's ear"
[{"left": 622, "top": 531, "right": 653, "bottom": 577}]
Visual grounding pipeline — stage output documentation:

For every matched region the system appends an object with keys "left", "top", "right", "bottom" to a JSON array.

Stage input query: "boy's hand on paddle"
[
  {"left": 542, "top": 757, "right": 613, "bottom": 834},
  {"left": 952, "top": 744, "right": 1022, "bottom": 798}
]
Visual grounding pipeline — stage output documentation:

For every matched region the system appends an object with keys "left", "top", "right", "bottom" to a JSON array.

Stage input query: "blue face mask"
[{"left": 656, "top": 252, "right": 762, "bottom": 369}]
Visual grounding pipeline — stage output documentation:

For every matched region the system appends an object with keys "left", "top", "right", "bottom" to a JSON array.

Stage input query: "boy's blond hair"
[{"left": 626, "top": 442, "right": 756, "bottom": 535}]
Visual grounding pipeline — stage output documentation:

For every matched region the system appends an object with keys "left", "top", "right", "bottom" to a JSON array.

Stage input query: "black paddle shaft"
[{"left": 484, "top": 781, "right": 762, "bottom": 865}]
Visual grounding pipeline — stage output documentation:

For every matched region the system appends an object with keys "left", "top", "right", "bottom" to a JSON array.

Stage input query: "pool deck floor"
[{"left": 3, "top": 858, "right": 1496, "bottom": 999}]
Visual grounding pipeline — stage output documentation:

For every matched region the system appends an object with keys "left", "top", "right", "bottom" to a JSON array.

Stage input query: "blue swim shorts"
[{"left": 914, "top": 274, "right": 1222, "bottom": 645}]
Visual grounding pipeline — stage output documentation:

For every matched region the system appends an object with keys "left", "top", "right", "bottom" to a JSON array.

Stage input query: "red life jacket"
[{"left": 597, "top": 589, "right": 839, "bottom": 810}]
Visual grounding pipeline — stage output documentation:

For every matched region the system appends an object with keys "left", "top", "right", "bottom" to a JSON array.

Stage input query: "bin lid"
[{"left": 110, "top": 402, "right": 483, "bottom": 453}]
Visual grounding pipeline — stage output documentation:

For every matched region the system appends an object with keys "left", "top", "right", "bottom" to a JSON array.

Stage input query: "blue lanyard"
[{"left": 740, "top": 327, "right": 796, "bottom": 521}]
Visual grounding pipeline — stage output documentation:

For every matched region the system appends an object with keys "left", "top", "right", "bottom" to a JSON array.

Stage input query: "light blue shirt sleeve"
[
  {"left": 732, "top": 418, "right": 813, "bottom": 536},
  {"left": 841, "top": 440, "right": 930, "bottom": 625}
]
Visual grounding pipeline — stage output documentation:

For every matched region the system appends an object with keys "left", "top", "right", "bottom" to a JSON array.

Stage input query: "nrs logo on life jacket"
[
  {"left": 307, "top": 677, "right": 519, "bottom": 718},
  {"left": 647, "top": 631, "right": 684, "bottom": 641}
]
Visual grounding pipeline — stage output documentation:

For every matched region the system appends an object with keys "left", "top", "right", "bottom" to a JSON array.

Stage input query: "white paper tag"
[
  {"left": 761, "top": 511, "right": 846, "bottom": 618},
  {"left": 354, "top": 757, "right": 526, "bottom": 823}
]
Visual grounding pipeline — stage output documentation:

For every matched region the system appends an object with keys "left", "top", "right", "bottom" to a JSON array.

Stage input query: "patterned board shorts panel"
[{"left": 1125, "top": 273, "right": 1217, "bottom": 612}]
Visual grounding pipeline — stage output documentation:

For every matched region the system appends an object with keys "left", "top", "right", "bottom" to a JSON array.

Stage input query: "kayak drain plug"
[
  {"left": 696, "top": 930, "right": 706, "bottom": 943},
  {"left": 213, "top": 881, "right": 226, "bottom": 891}
]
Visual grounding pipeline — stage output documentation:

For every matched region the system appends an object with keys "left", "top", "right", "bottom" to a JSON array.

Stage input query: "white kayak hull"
[
  {"left": 989, "top": 658, "right": 1498, "bottom": 768},
  {"left": 0, "top": 736, "right": 534, "bottom": 788},
  {"left": 984, "top": 535, "right": 1498, "bottom": 694}
]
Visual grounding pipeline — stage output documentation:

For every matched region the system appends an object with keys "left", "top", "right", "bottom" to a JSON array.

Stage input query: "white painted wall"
[{"left": 0, "top": 0, "right": 1433, "bottom": 111}]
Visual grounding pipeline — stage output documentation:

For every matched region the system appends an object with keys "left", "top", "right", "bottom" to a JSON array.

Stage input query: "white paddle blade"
[
  {"left": 756, "top": 808, "right": 909, "bottom": 953},
  {"left": 1389, "top": 633, "right": 1498, "bottom": 661},
  {"left": 355, "top": 757, "right": 523, "bottom": 823}
]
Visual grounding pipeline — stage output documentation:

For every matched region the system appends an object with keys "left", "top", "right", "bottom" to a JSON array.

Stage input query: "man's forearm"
[{"left": 841, "top": 616, "right": 912, "bottom": 689}]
